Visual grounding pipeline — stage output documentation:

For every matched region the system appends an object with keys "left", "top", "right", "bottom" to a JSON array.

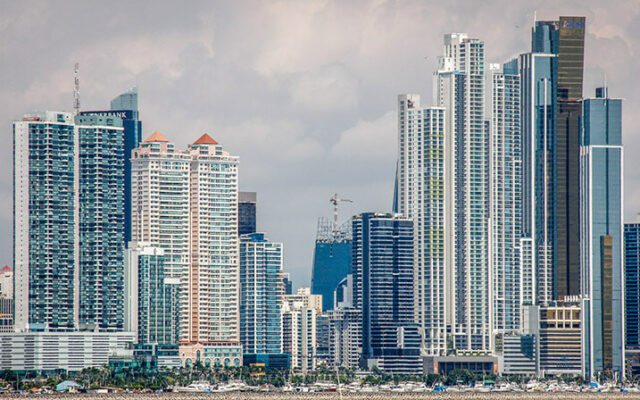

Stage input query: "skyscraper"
[
  {"left": 518, "top": 47, "right": 557, "bottom": 305},
  {"left": 239, "top": 233, "right": 283, "bottom": 355},
  {"left": 124, "top": 242, "right": 179, "bottom": 345},
  {"left": 532, "top": 17, "right": 586, "bottom": 299},
  {"left": 433, "top": 33, "right": 491, "bottom": 352},
  {"left": 81, "top": 87, "right": 142, "bottom": 245},
  {"left": 488, "top": 62, "right": 523, "bottom": 332},
  {"left": 14, "top": 112, "right": 77, "bottom": 331},
  {"left": 239, "top": 191, "right": 257, "bottom": 236},
  {"left": 131, "top": 132, "right": 240, "bottom": 362},
  {"left": 396, "top": 94, "right": 447, "bottom": 355},
  {"left": 579, "top": 87, "right": 624, "bottom": 379},
  {"left": 353, "top": 213, "right": 421, "bottom": 373},
  {"left": 625, "top": 222, "right": 640, "bottom": 349},
  {"left": 311, "top": 218, "right": 352, "bottom": 312},
  {"left": 76, "top": 115, "right": 126, "bottom": 331},
  {"left": 131, "top": 132, "right": 190, "bottom": 281},
  {"left": 14, "top": 111, "right": 125, "bottom": 332},
  {"left": 282, "top": 288, "right": 320, "bottom": 372}
]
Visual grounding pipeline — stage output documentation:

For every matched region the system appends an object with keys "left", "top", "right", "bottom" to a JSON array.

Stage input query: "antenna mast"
[{"left": 73, "top": 62, "right": 80, "bottom": 115}]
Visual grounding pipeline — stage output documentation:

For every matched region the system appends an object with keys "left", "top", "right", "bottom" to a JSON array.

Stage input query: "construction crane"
[{"left": 329, "top": 193, "right": 352, "bottom": 235}]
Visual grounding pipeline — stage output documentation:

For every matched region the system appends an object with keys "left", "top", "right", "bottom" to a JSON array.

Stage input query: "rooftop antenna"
[
  {"left": 73, "top": 62, "right": 80, "bottom": 115},
  {"left": 534, "top": 10, "right": 537, "bottom": 23}
]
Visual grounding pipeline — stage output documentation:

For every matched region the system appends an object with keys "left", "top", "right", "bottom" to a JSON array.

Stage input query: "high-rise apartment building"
[
  {"left": 353, "top": 213, "right": 422, "bottom": 373},
  {"left": 311, "top": 218, "right": 352, "bottom": 312},
  {"left": 625, "top": 223, "right": 640, "bottom": 349},
  {"left": 14, "top": 111, "right": 125, "bottom": 332},
  {"left": 239, "top": 233, "right": 283, "bottom": 355},
  {"left": 282, "top": 288, "right": 319, "bottom": 372},
  {"left": 433, "top": 33, "right": 491, "bottom": 352},
  {"left": 396, "top": 94, "right": 447, "bottom": 356},
  {"left": 518, "top": 47, "right": 557, "bottom": 305},
  {"left": 579, "top": 87, "right": 625, "bottom": 379},
  {"left": 76, "top": 115, "right": 126, "bottom": 331},
  {"left": 488, "top": 63, "right": 524, "bottom": 332},
  {"left": 81, "top": 87, "right": 142, "bottom": 245},
  {"left": 124, "top": 242, "right": 179, "bottom": 346},
  {"left": 131, "top": 132, "right": 239, "bottom": 359},
  {"left": 238, "top": 192, "right": 257, "bottom": 236}
]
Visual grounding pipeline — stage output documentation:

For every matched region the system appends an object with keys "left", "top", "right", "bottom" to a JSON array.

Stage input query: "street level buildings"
[
  {"left": 0, "top": 331, "right": 135, "bottom": 373},
  {"left": 0, "top": 266, "right": 13, "bottom": 332}
]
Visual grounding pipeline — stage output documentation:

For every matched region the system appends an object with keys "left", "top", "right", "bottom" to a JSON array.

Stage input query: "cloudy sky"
[{"left": 1, "top": 0, "right": 639, "bottom": 288}]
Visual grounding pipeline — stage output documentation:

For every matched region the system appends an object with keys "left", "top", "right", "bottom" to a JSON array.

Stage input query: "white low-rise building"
[{"left": 0, "top": 331, "right": 135, "bottom": 372}]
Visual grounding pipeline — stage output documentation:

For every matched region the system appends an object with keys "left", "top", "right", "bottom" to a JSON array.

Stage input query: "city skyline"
[{"left": 2, "top": 1, "right": 639, "bottom": 289}]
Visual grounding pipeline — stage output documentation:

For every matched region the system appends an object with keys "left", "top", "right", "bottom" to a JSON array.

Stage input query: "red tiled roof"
[
  {"left": 144, "top": 131, "right": 169, "bottom": 142},
  {"left": 193, "top": 133, "right": 218, "bottom": 145}
]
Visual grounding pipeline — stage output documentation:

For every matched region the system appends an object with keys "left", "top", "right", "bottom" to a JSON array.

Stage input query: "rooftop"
[
  {"left": 193, "top": 133, "right": 218, "bottom": 145},
  {"left": 144, "top": 131, "right": 169, "bottom": 143}
]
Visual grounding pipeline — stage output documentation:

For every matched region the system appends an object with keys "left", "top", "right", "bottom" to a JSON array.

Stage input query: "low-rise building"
[{"left": 0, "top": 331, "right": 134, "bottom": 372}]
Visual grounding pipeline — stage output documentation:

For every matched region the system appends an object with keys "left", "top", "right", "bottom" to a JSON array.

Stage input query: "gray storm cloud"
[{"left": 1, "top": 0, "right": 638, "bottom": 288}]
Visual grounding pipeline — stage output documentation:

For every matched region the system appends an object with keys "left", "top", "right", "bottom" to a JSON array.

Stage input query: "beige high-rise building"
[{"left": 131, "top": 132, "right": 240, "bottom": 365}]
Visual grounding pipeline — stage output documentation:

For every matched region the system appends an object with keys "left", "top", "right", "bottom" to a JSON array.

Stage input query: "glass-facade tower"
[
  {"left": 625, "top": 223, "right": 640, "bottom": 348},
  {"left": 239, "top": 233, "right": 283, "bottom": 355},
  {"left": 239, "top": 192, "right": 257, "bottom": 236},
  {"left": 353, "top": 213, "right": 421, "bottom": 373},
  {"left": 579, "top": 87, "right": 624, "bottom": 379},
  {"left": 81, "top": 87, "right": 142, "bottom": 245},
  {"left": 311, "top": 218, "right": 352, "bottom": 312},
  {"left": 533, "top": 18, "right": 586, "bottom": 298},
  {"left": 124, "top": 243, "right": 179, "bottom": 345}
]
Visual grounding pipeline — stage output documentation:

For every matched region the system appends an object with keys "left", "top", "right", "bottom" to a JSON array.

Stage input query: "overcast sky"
[{"left": 2, "top": 0, "right": 639, "bottom": 288}]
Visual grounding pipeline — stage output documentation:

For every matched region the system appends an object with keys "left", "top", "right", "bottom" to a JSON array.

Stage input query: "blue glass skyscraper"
[
  {"left": 239, "top": 192, "right": 257, "bottom": 236},
  {"left": 352, "top": 213, "right": 421, "bottom": 374},
  {"left": 240, "top": 233, "right": 283, "bottom": 355},
  {"left": 311, "top": 218, "right": 352, "bottom": 312},
  {"left": 80, "top": 87, "right": 142, "bottom": 244},
  {"left": 124, "top": 243, "right": 179, "bottom": 345},
  {"left": 518, "top": 47, "right": 557, "bottom": 305},
  {"left": 625, "top": 223, "right": 640, "bottom": 349},
  {"left": 579, "top": 87, "right": 624, "bottom": 379}
]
